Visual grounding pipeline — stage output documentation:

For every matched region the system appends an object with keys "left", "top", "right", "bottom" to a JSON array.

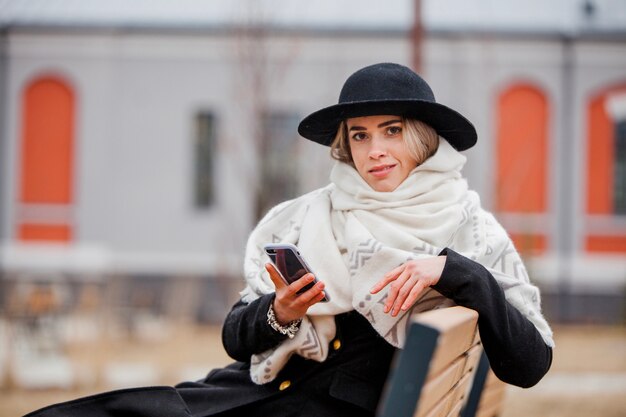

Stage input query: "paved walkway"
[{"left": 507, "top": 371, "right": 626, "bottom": 395}]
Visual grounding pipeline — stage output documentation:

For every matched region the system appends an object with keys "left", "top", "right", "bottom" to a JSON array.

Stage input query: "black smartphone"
[{"left": 263, "top": 243, "right": 330, "bottom": 302}]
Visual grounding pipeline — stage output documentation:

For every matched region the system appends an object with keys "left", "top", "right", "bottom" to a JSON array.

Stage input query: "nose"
[{"left": 368, "top": 135, "right": 387, "bottom": 159}]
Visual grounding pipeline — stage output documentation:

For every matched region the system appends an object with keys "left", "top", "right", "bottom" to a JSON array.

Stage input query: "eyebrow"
[{"left": 348, "top": 118, "right": 403, "bottom": 131}]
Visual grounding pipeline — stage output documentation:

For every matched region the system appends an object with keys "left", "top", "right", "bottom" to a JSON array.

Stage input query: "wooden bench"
[
  {"left": 377, "top": 306, "right": 483, "bottom": 417},
  {"left": 461, "top": 352, "right": 507, "bottom": 417}
]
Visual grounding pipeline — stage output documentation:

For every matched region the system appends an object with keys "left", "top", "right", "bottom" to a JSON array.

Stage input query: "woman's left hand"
[{"left": 370, "top": 256, "right": 446, "bottom": 317}]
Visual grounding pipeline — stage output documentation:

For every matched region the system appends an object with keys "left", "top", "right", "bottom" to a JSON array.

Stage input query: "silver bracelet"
[{"left": 267, "top": 303, "right": 302, "bottom": 339}]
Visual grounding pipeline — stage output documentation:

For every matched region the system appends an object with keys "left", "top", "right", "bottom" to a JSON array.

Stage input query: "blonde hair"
[{"left": 330, "top": 117, "right": 440, "bottom": 165}]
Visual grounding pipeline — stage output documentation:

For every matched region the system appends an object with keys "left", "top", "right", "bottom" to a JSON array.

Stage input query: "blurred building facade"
[{"left": 0, "top": 0, "right": 625, "bottom": 329}]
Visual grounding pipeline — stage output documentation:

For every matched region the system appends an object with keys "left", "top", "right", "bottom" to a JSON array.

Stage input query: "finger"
[
  {"left": 288, "top": 273, "right": 317, "bottom": 294},
  {"left": 391, "top": 279, "right": 416, "bottom": 317},
  {"left": 265, "top": 263, "right": 287, "bottom": 289},
  {"left": 401, "top": 281, "right": 427, "bottom": 311},
  {"left": 303, "top": 286, "right": 328, "bottom": 308},
  {"left": 384, "top": 269, "right": 411, "bottom": 313},
  {"left": 297, "top": 281, "right": 325, "bottom": 305},
  {"left": 371, "top": 265, "right": 404, "bottom": 294},
  {"left": 390, "top": 272, "right": 417, "bottom": 316},
  {"left": 310, "top": 289, "right": 328, "bottom": 305},
  {"left": 393, "top": 277, "right": 428, "bottom": 316}
]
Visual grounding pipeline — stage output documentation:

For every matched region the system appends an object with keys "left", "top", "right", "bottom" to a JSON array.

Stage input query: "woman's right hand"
[{"left": 265, "top": 263, "right": 327, "bottom": 325}]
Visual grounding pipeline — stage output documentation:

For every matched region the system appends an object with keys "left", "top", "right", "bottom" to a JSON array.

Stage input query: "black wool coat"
[
  {"left": 24, "top": 249, "right": 552, "bottom": 417},
  {"left": 25, "top": 300, "right": 395, "bottom": 417}
]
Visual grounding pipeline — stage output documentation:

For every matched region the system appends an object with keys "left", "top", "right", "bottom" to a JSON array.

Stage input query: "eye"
[
  {"left": 351, "top": 132, "right": 369, "bottom": 142},
  {"left": 386, "top": 125, "right": 402, "bottom": 136}
]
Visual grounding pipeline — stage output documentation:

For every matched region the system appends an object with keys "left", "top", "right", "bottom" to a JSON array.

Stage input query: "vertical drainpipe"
[
  {"left": 411, "top": 0, "right": 423, "bottom": 74},
  {"left": 0, "top": 29, "right": 7, "bottom": 245},
  {"left": 0, "top": 28, "right": 7, "bottom": 300},
  {"left": 557, "top": 33, "right": 575, "bottom": 322}
]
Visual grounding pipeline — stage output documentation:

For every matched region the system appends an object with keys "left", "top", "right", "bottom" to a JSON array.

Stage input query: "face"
[{"left": 346, "top": 115, "right": 419, "bottom": 192}]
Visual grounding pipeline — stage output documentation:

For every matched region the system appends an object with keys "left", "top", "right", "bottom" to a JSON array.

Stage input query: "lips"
[{"left": 368, "top": 164, "right": 396, "bottom": 177}]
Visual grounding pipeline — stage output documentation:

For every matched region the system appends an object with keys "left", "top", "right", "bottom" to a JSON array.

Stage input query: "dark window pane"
[
  {"left": 194, "top": 113, "right": 215, "bottom": 208},
  {"left": 257, "top": 112, "right": 300, "bottom": 219},
  {"left": 615, "top": 119, "right": 626, "bottom": 214}
]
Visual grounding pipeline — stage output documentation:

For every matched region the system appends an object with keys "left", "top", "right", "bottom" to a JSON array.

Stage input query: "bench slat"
[
  {"left": 460, "top": 352, "right": 508, "bottom": 417},
  {"left": 377, "top": 306, "right": 481, "bottom": 417},
  {"left": 420, "top": 371, "right": 474, "bottom": 417},
  {"left": 484, "top": 371, "right": 504, "bottom": 389},
  {"left": 445, "top": 399, "right": 465, "bottom": 417},
  {"left": 415, "top": 308, "right": 479, "bottom": 378},
  {"left": 475, "top": 399, "right": 505, "bottom": 417},
  {"left": 474, "top": 382, "right": 506, "bottom": 417},
  {"left": 461, "top": 344, "right": 483, "bottom": 376},
  {"left": 419, "top": 345, "right": 483, "bottom": 415}
]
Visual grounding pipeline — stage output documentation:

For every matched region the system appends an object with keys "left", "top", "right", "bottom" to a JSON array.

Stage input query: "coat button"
[
  {"left": 332, "top": 339, "right": 342, "bottom": 350},
  {"left": 279, "top": 380, "right": 291, "bottom": 391}
]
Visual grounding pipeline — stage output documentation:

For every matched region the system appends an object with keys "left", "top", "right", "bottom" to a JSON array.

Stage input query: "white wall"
[
  {"left": 1, "top": 30, "right": 410, "bottom": 275},
  {"left": 1, "top": 28, "right": 625, "bottom": 289}
]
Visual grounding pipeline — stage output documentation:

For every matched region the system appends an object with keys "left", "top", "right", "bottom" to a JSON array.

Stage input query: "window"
[
  {"left": 495, "top": 83, "right": 549, "bottom": 254},
  {"left": 585, "top": 84, "right": 626, "bottom": 253},
  {"left": 587, "top": 87, "right": 626, "bottom": 215},
  {"left": 18, "top": 76, "right": 75, "bottom": 242},
  {"left": 496, "top": 83, "right": 548, "bottom": 213},
  {"left": 257, "top": 112, "right": 300, "bottom": 219},
  {"left": 193, "top": 112, "right": 216, "bottom": 208}
]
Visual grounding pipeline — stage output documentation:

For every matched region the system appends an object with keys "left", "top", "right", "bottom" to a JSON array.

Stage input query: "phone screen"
[
  {"left": 264, "top": 244, "right": 329, "bottom": 301},
  {"left": 267, "top": 249, "right": 309, "bottom": 284}
]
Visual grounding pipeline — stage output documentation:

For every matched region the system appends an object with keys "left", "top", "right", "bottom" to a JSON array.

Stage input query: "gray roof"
[
  {"left": 0, "top": 0, "right": 413, "bottom": 30},
  {"left": 427, "top": 0, "right": 626, "bottom": 34},
  {"left": 0, "top": 0, "right": 624, "bottom": 34}
]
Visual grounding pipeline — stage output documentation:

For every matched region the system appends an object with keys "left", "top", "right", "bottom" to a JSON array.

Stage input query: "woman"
[{"left": 25, "top": 63, "right": 553, "bottom": 417}]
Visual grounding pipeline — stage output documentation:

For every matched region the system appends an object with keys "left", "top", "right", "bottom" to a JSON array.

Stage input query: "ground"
[{"left": 1, "top": 323, "right": 625, "bottom": 417}]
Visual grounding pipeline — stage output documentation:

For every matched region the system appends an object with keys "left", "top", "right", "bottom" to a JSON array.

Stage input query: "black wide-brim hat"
[{"left": 298, "top": 62, "right": 477, "bottom": 151}]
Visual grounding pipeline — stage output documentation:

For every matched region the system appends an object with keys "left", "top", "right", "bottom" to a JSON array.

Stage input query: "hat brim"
[{"left": 297, "top": 99, "right": 477, "bottom": 151}]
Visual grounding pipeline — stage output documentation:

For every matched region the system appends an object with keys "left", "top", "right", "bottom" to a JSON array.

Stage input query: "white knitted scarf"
[{"left": 241, "top": 140, "right": 554, "bottom": 384}]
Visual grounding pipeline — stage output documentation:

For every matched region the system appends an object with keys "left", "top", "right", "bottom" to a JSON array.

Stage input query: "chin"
[{"left": 370, "top": 181, "right": 400, "bottom": 192}]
